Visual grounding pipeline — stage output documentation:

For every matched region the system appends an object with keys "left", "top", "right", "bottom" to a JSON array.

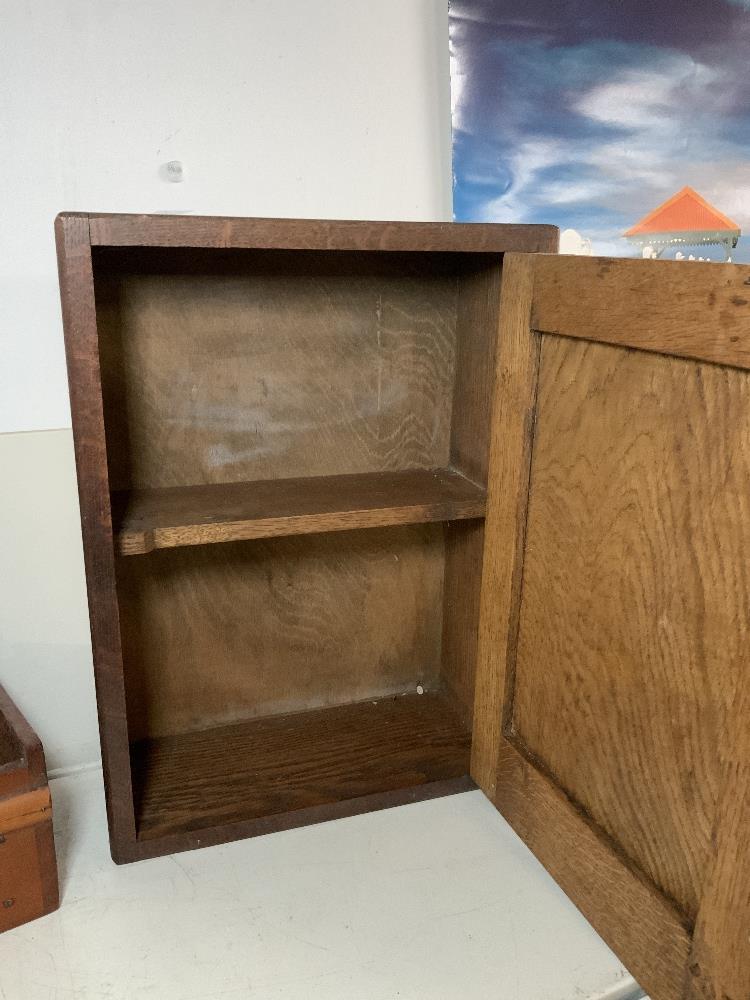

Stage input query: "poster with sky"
[{"left": 450, "top": 0, "right": 750, "bottom": 261}]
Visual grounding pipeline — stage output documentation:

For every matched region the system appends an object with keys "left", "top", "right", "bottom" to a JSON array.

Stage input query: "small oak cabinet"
[{"left": 58, "top": 214, "right": 749, "bottom": 1000}]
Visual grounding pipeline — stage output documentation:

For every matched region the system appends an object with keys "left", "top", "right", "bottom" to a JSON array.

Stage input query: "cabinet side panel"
[
  {"left": 442, "top": 259, "right": 502, "bottom": 724},
  {"left": 512, "top": 335, "right": 750, "bottom": 921},
  {"left": 450, "top": 259, "right": 502, "bottom": 486},
  {"left": 55, "top": 215, "right": 136, "bottom": 852},
  {"left": 471, "top": 254, "right": 539, "bottom": 793}
]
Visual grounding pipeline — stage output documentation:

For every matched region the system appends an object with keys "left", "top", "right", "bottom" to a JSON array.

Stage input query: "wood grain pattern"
[
  {"left": 59, "top": 214, "right": 550, "bottom": 862},
  {"left": 472, "top": 316, "right": 695, "bottom": 996},
  {"left": 441, "top": 520, "right": 486, "bottom": 727},
  {"left": 95, "top": 250, "right": 460, "bottom": 490},
  {"left": 113, "top": 468, "right": 486, "bottom": 555},
  {"left": 0, "top": 684, "right": 58, "bottom": 932},
  {"left": 56, "top": 214, "right": 137, "bottom": 850},
  {"left": 494, "top": 742, "right": 691, "bottom": 1000},
  {"left": 0, "top": 685, "right": 44, "bottom": 793},
  {"left": 0, "top": 729, "right": 16, "bottom": 771},
  {"left": 475, "top": 253, "right": 750, "bottom": 997},
  {"left": 532, "top": 255, "right": 750, "bottom": 370},
  {"left": 131, "top": 692, "right": 471, "bottom": 841},
  {"left": 686, "top": 671, "right": 750, "bottom": 1000},
  {"left": 84, "top": 212, "right": 557, "bottom": 253},
  {"left": 441, "top": 258, "right": 510, "bottom": 725},
  {"left": 120, "top": 776, "right": 476, "bottom": 863},
  {"left": 116, "top": 524, "right": 446, "bottom": 740},
  {"left": 513, "top": 335, "right": 750, "bottom": 922},
  {"left": 0, "top": 789, "right": 52, "bottom": 834},
  {"left": 471, "top": 253, "right": 539, "bottom": 794},
  {"left": 450, "top": 259, "right": 503, "bottom": 485},
  {"left": 0, "top": 826, "right": 47, "bottom": 934}
]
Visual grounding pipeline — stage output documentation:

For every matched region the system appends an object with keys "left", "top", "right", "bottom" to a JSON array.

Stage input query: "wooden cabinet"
[
  {"left": 58, "top": 215, "right": 749, "bottom": 999},
  {"left": 0, "top": 685, "right": 58, "bottom": 933}
]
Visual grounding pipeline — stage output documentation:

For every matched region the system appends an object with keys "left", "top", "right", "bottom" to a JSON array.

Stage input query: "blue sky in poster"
[{"left": 450, "top": 0, "right": 750, "bottom": 260}]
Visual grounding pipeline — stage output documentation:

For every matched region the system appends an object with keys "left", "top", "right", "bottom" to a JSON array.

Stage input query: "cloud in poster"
[{"left": 451, "top": 1, "right": 750, "bottom": 259}]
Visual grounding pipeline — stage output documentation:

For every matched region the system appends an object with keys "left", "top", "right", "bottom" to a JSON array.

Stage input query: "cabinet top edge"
[{"left": 55, "top": 212, "right": 559, "bottom": 253}]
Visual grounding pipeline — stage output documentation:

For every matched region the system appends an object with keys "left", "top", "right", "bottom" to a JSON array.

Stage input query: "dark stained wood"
[
  {"left": 116, "top": 525, "right": 446, "bottom": 741},
  {"left": 531, "top": 254, "right": 750, "bottom": 370},
  {"left": 0, "top": 728, "right": 16, "bottom": 771},
  {"left": 476, "top": 252, "right": 750, "bottom": 1000},
  {"left": 0, "top": 684, "right": 58, "bottom": 933},
  {"left": 0, "top": 685, "right": 45, "bottom": 790},
  {"left": 83, "top": 212, "right": 557, "bottom": 253},
  {"left": 121, "top": 774, "right": 475, "bottom": 864},
  {"left": 132, "top": 692, "right": 471, "bottom": 842},
  {"left": 56, "top": 214, "right": 137, "bottom": 857},
  {"left": 113, "top": 469, "right": 486, "bottom": 555},
  {"left": 58, "top": 214, "right": 548, "bottom": 865}
]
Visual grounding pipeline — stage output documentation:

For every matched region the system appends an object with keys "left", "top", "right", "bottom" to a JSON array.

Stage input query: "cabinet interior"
[{"left": 91, "top": 245, "right": 503, "bottom": 842}]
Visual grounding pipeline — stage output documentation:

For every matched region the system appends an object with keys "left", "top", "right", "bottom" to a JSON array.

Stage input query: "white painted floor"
[{"left": 0, "top": 768, "right": 645, "bottom": 1000}]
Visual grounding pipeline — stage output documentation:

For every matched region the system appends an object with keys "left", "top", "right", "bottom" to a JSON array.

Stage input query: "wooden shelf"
[
  {"left": 113, "top": 468, "right": 486, "bottom": 555},
  {"left": 131, "top": 692, "right": 472, "bottom": 845}
]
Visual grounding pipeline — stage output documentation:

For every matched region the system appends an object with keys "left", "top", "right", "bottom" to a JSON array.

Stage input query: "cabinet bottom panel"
[{"left": 128, "top": 691, "right": 472, "bottom": 852}]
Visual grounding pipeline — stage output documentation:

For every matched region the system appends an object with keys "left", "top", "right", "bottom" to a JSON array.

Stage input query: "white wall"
[{"left": 0, "top": 0, "right": 451, "bottom": 771}]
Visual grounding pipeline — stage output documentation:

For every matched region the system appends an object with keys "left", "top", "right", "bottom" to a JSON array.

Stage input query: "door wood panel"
[{"left": 473, "top": 253, "right": 750, "bottom": 1000}]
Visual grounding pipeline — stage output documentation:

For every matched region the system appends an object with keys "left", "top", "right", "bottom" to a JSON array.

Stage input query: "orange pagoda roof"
[{"left": 625, "top": 186, "right": 740, "bottom": 236}]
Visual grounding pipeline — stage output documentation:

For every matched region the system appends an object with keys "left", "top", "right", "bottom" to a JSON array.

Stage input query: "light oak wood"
[
  {"left": 532, "top": 255, "right": 750, "bottom": 370},
  {"left": 513, "top": 335, "right": 749, "bottom": 921},
  {"left": 473, "top": 252, "right": 750, "bottom": 999},
  {"left": 686, "top": 672, "right": 750, "bottom": 1000},
  {"left": 494, "top": 743, "right": 691, "bottom": 1000},
  {"left": 471, "top": 253, "right": 539, "bottom": 794},
  {"left": 0, "top": 788, "right": 52, "bottom": 834},
  {"left": 113, "top": 468, "right": 486, "bottom": 555},
  {"left": 441, "top": 261, "right": 503, "bottom": 725}
]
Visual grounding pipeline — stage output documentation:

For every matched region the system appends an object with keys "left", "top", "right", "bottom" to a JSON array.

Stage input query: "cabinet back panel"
[
  {"left": 116, "top": 523, "right": 445, "bottom": 740},
  {"left": 512, "top": 335, "right": 750, "bottom": 921},
  {"left": 94, "top": 249, "right": 461, "bottom": 490}
]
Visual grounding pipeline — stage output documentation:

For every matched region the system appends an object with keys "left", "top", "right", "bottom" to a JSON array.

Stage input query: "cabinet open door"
[{"left": 473, "top": 253, "right": 750, "bottom": 1000}]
